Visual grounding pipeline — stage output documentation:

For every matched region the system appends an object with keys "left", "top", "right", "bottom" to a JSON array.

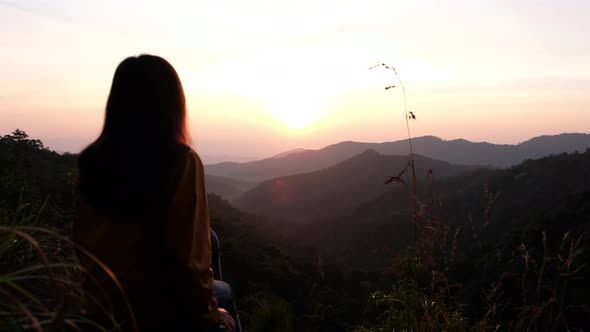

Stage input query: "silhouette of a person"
[{"left": 75, "top": 54, "right": 236, "bottom": 331}]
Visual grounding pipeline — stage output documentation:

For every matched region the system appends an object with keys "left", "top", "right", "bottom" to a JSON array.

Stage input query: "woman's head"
[
  {"left": 78, "top": 55, "right": 191, "bottom": 217},
  {"left": 99, "top": 54, "right": 189, "bottom": 146}
]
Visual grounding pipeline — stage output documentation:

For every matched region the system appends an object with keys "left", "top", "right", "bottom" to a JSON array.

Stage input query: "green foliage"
[
  {"left": 0, "top": 130, "right": 125, "bottom": 331},
  {"left": 209, "top": 194, "right": 362, "bottom": 331},
  {"left": 248, "top": 296, "right": 294, "bottom": 332},
  {"left": 0, "top": 129, "right": 76, "bottom": 228},
  {"left": 0, "top": 200, "right": 89, "bottom": 330},
  {"left": 357, "top": 232, "right": 587, "bottom": 331},
  {"left": 354, "top": 150, "right": 590, "bottom": 331}
]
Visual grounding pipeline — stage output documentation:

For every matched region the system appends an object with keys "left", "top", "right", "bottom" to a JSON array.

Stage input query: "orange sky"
[{"left": 1, "top": 0, "right": 589, "bottom": 161}]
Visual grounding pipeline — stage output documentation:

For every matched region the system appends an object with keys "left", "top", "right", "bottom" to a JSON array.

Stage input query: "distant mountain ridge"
[
  {"left": 295, "top": 148, "right": 590, "bottom": 270},
  {"left": 205, "top": 133, "right": 590, "bottom": 182},
  {"left": 204, "top": 175, "right": 256, "bottom": 201},
  {"left": 272, "top": 148, "right": 308, "bottom": 159},
  {"left": 233, "top": 149, "right": 476, "bottom": 223}
]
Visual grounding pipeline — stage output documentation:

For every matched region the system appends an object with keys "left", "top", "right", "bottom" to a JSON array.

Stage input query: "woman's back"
[
  {"left": 73, "top": 55, "right": 230, "bottom": 331},
  {"left": 75, "top": 144, "right": 219, "bottom": 330}
]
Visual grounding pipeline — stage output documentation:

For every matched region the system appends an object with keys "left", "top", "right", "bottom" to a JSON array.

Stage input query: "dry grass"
[
  {"left": 360, "top": 63, "right": 588, "bottom": 331},
  {"left": 0, "top": 199, "right": 137, "bottom": 331}
]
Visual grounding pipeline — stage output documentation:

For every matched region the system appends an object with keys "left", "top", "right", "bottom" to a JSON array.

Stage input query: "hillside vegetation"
[
  {"left": 1, "top": 129, "right": 588, "bottom": 331},
  {"left": 205, "top": 174, "right": 256, "bottom": 202},
  {"left": 234, "top": 149, "right": 476, "bottom": 224},
  {"left": 0, "top": 130, "right": 364, "bottom": 331}
]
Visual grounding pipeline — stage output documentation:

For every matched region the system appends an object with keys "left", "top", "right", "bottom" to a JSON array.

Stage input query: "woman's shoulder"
[{"left": 174, "top": 144, "right": 204, "bottom": 168}]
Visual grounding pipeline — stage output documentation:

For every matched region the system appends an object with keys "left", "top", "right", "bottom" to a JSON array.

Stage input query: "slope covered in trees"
[
  {"left": 0, "top": 130, "right": 368, "bottom": 331},
  {"left": 205, "top": 174, "right": 256, "bottom": 201},
  {"left": 1, "top": 130, "right": 588, "bottom": 331},
  {"left": 234, "top": 150, "right": 476, "bottom": 224},
  {"left": 281, "top": 150, "right": 590, "bottom": 330}
]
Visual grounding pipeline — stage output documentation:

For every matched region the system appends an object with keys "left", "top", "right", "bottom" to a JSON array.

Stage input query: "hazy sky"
[{"left": 1, "top": 0, "right": 589, "bottom": 161}]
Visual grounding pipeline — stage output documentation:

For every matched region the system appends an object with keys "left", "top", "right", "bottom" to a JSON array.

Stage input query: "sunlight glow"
[
  {"left": 1, "top": 0, "right": 588, "bottom": 154},
  {"left": 269, "top": 96, "right": 323, "bottom": 129}
]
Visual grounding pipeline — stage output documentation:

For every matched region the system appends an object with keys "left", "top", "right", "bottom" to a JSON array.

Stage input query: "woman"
[{"left": 74, "top": 54, "right": 235, "bottom": 331}]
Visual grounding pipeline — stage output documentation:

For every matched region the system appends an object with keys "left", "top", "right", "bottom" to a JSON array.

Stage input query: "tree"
[{"left": 1, "top": 129, "right": 46, "bottom": 150}]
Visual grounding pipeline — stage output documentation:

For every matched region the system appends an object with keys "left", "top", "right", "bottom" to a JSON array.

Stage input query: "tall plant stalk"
[{"left": 370, "top": 63, "right": 418, "bottom": 249}]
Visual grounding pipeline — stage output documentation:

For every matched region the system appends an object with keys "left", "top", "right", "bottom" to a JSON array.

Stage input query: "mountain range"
[
  {"left": 233, "top": 150, "right": 476, "bottom": 224},
  {"left": 204, "top": 175, "right": 256, "bottom": 201},
  {"left": 4, "top": 129, "right": 589, "bottom": 330},
  {"left": 230, "top": 146, "right": 590, "bottom": 273},
  {"left": 205, "top": 133, "right": 590, "bottom": 183},
  {"left": 299, "top": 149, "right": 590, "bottom": 271}
]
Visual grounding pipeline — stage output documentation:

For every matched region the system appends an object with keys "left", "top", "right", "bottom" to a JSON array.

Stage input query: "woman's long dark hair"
[{"left": 78, "top": 54, "right": 190, "bottom": 218}]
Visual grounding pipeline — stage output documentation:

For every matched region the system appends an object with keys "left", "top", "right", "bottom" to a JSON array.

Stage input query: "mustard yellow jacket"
[{"left": 74, "top": 147, "right": 219, "bottom": 330}]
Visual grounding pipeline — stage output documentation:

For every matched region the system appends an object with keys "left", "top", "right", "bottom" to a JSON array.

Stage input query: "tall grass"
[
  {"left": 359, "top": 64, "right": 588, "bottom": 331},
  {"left": 248, "top": 296, "right": 294, "bottom": 332},
  {"left": 0, "top": 197, "right": 136, "bottom": 331}
]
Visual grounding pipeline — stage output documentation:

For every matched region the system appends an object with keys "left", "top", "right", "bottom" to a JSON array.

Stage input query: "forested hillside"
[
  {"left": 205, "top": 174, "right": 256, "bottom": 202},
  {"left": 232, "top": 145, "right": 590, "bottom": 330},
  {"left": 0, "top": 130, "right": 368, "bottom": 331},
  {"left": 234, "top": 150, "right": 475, "bottom": 224},
  {"left": 1, "top": 130, "right": 588, "bottom": 331}
]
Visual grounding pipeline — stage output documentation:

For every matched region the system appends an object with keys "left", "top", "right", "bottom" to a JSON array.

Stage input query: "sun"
[{"left": 269, "top": 97, "right": 323, "bottom": 129}]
